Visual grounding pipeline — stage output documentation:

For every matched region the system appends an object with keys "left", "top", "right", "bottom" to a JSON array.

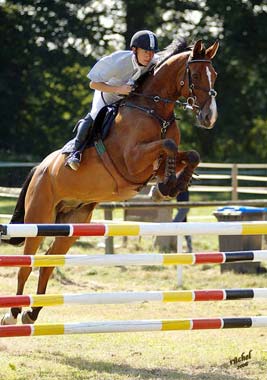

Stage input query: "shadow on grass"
[
  {"left": 74, "top": 240, "right": 96, "bottom": 248},
  {"left": 49, "top": 352, "right": 252, "bottom": 380}
]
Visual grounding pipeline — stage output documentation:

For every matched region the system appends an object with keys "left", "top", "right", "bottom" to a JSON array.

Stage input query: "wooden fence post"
[
  {"left": 104, "top": 208, "right": 114, "bottom": 254},
  {"left": 231, "top": 164, "right": 238, "bottom": 201}
]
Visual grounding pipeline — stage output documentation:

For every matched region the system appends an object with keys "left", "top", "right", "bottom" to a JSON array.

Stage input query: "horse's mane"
[
  {"left": 134, "top": 37, "right": 191, "bottom": 88},
  {"left": 155, "top": 37, "right": 192, "bottom": 68}
]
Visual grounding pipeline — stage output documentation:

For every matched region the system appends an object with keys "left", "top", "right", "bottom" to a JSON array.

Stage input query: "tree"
[
  {"left": 194, "top": 0, "right": 267, "bottom": 161},
  {"left": 1, "top": 0, "right": 267, "bottom": 163},
  {"left": 0, "top": 1, "right": 121, "bottom": 159}
]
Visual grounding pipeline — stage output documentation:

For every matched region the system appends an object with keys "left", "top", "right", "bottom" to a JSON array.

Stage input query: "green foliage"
[
  {"left": 0, "top": 0, "right": 112, "bottom": 160},
  {"left": 0, "top": 0, "right": 267, "bottom": 162},
  {"left": 248, "top": 118, "right": 267, "bottom": 160},
  {"left": 197, "top": 0, "right": 267, "bottom": 161}
]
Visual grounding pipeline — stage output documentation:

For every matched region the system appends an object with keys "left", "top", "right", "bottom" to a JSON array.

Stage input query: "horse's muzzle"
[
  {"left": 197, "top": 100, "right": 218, "bottom": 129},
  {"left": 197, "top": 113, "right": 216, "bottom": 129}
]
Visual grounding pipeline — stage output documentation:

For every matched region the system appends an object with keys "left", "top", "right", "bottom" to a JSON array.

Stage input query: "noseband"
[{"left": 181, "top": 59, "right": 217, "bottom": 112}]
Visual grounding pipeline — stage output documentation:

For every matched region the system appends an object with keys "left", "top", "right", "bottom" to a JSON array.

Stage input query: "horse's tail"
[{"left": 3, "top": 166, "right": 37, "bottom": 246}]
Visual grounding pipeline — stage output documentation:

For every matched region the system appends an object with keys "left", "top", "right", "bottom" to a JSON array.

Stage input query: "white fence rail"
[{"left": 1, "top": 162, "right": 266, "bottom": 200}]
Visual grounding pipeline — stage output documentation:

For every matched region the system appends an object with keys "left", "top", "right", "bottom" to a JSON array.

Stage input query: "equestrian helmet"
[{"left": 130, "top": 30, "right": 158, "bottom": 52}]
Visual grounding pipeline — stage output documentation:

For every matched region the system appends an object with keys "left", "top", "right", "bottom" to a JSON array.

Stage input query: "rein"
[
  {"left": 120, "top": 79, "right": 202, "bottom": 139},
  {"left": 97, "top": 55, "right": 218, "bottom": 191},
  {"left": 120, "top": 101, "right": 177, "bottom": 138},
  {"left": 130, "top": 92, "right": 199, "bottom": 111},
  {"left": 124, "top": 58, "right": 218, "bottom": 129}
]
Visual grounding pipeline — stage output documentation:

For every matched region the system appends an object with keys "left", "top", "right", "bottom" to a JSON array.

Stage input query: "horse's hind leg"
[
  {"left": 21, "top": 203, "right": 96, "bottom": 324},
  {"left": 2, "top": 200, "right": 53, "bottom": 325},
  {"left": 1, "top": 236, "right": 45, "bottom": 325},
  {"left": 1, "top": 168, "right": 56, "bottom": 325},
  {"left": 21, "top": 235, "right": 79, "bottom": 324}
]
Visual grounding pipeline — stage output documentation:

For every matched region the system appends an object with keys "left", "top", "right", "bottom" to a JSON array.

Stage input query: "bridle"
[
  {"left": 180, "top": 58, "right": 217, "bottom": 112},
  {"left": 121, "top": 57, "right": 217, "bottom": 137}
]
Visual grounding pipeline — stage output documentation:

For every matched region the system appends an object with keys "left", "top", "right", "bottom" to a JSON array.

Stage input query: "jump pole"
[
  {"left": 1, "top": 316, "right": 267, "bottom": 337},
  {"left": 177, "top": 234, "right": 183, "bottom": 287},
  {"left": 1, "top": 288, "right": 267, "bottom": 308},
  {"left": 1, "top": 250, "right": 267, "bottom": 267},
  {"left": 1, "top": 221, "right": 267, "bottom": 237}
]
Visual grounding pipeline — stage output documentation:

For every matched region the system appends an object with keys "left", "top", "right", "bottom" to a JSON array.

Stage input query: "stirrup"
[{"left": 66, "top": 152, "right": 81, "bottom": 171}]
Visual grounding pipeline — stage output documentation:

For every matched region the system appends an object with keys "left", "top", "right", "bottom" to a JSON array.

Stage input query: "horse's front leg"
[
  {"left": 150, "top": 155, "right": 177, "bottom": 201},
  {"left": 151, "top": 150, "right": 200, "bottom": 201},
  {"left": 175, "top": 150, "right": 200, "bottom": 194},
  {"left": 123, "top": 138, "right": 177, "bottom": 176}
]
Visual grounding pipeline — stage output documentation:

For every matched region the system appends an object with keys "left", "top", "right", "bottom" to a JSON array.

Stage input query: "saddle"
[
  {"left": 61, "top": 102, "right": 120, "bottom": 154},
  {"left": 61, "top": 100, "right": 143, "bottom": 195},
  {"left": 90, "top": 102, "right": 120, "bottom": 146}
]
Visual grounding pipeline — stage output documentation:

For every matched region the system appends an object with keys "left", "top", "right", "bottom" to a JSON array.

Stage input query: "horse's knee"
[
  {"left": 163, "top": 139, "right": 178, "bottom": 155},
  {"left": 186, "top": 150, "right": 200, "bottom": 165}
]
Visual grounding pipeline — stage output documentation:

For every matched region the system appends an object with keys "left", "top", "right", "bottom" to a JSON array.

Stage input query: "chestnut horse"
[{"left": 1, "top": 39, "right": 219, "bottom": 325}]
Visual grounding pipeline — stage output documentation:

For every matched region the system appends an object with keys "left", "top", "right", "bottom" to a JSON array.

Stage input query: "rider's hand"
[{"left": 115, "top": 84, "right": 133, "bottom": 95}]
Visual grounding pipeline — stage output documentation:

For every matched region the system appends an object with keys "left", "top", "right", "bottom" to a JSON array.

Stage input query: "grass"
[
  {"left": 0, "top": 198, "right": 267, "bottom": 379},
  {"left": 0, "top": 197, "right": 15, "bottom": 215}
]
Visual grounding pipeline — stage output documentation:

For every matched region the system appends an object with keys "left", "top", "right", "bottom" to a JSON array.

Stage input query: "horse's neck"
[{"left": 145, "top": 53, "right": 189, "bottom": 101}]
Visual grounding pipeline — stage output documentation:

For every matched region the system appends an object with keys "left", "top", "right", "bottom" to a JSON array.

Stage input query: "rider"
[{"left": 66, "top": 30, "right": 159, "bottom": 170}]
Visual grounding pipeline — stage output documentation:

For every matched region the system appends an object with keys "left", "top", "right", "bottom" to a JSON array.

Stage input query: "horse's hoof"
[
  {"left": 1, "top": 313, "right": 17, "bottom": 325},
  {"left": 149, "top": 184, "right": 164, "bottom": 202},
  {"left": 187, "top": 150, "right": 200, "bottom": 164},
  {"left": 21, "top": 311, "right": 35, "bottom": 325},
  {"left": 149, "top": 184, "right": 172, "bottom": 202}
]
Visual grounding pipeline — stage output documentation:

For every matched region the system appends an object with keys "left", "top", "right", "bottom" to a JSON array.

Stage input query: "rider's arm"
[
  {"left": 88, "top": 51, "right": 134, "bottom": 95},
  {"left": 89, "top": 81, "right": 132, "bottom": 95}
]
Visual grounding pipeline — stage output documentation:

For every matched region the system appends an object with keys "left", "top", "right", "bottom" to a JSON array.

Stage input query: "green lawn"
[
  {"left": 0, "top": 197, "right": 267, "bottom": 379},
  {"left": 0, "top": 197, "right": 16, "bottom": 215}
]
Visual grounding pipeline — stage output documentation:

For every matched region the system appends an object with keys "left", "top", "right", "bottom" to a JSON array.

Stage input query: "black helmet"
[{"left": 130, "top": 30, "right": 158, "bottom": 52}]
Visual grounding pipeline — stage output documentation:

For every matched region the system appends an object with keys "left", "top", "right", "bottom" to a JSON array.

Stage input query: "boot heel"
[{"left": 66, "top": 152, "right": 81, "bottom": 171}]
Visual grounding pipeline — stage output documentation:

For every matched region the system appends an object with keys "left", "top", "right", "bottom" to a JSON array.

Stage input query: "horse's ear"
[
  {"left": 206, "top": 40, "right": 219, "bottom": 60},
  {"left": 192, "top": 40, "right": 205, "bottom": 58}
]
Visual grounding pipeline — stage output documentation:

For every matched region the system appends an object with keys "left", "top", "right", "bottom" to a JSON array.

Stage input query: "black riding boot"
[{"left": 67, "top": 114, "right": 94, "bottom": 171}]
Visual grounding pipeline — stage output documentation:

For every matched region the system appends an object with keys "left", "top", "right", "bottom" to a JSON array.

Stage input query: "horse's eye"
[{"left": 192, "top": 73, "right": 200, "bottom": 81}]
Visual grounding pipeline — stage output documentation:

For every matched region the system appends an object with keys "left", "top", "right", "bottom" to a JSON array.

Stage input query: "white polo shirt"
[{"left": 88, "top": 50, "right": 158, "bottom": 119}]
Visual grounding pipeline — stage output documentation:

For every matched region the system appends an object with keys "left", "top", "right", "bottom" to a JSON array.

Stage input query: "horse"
[{"left": 1, "top": 38, "right": 219, "bottom": 325}]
